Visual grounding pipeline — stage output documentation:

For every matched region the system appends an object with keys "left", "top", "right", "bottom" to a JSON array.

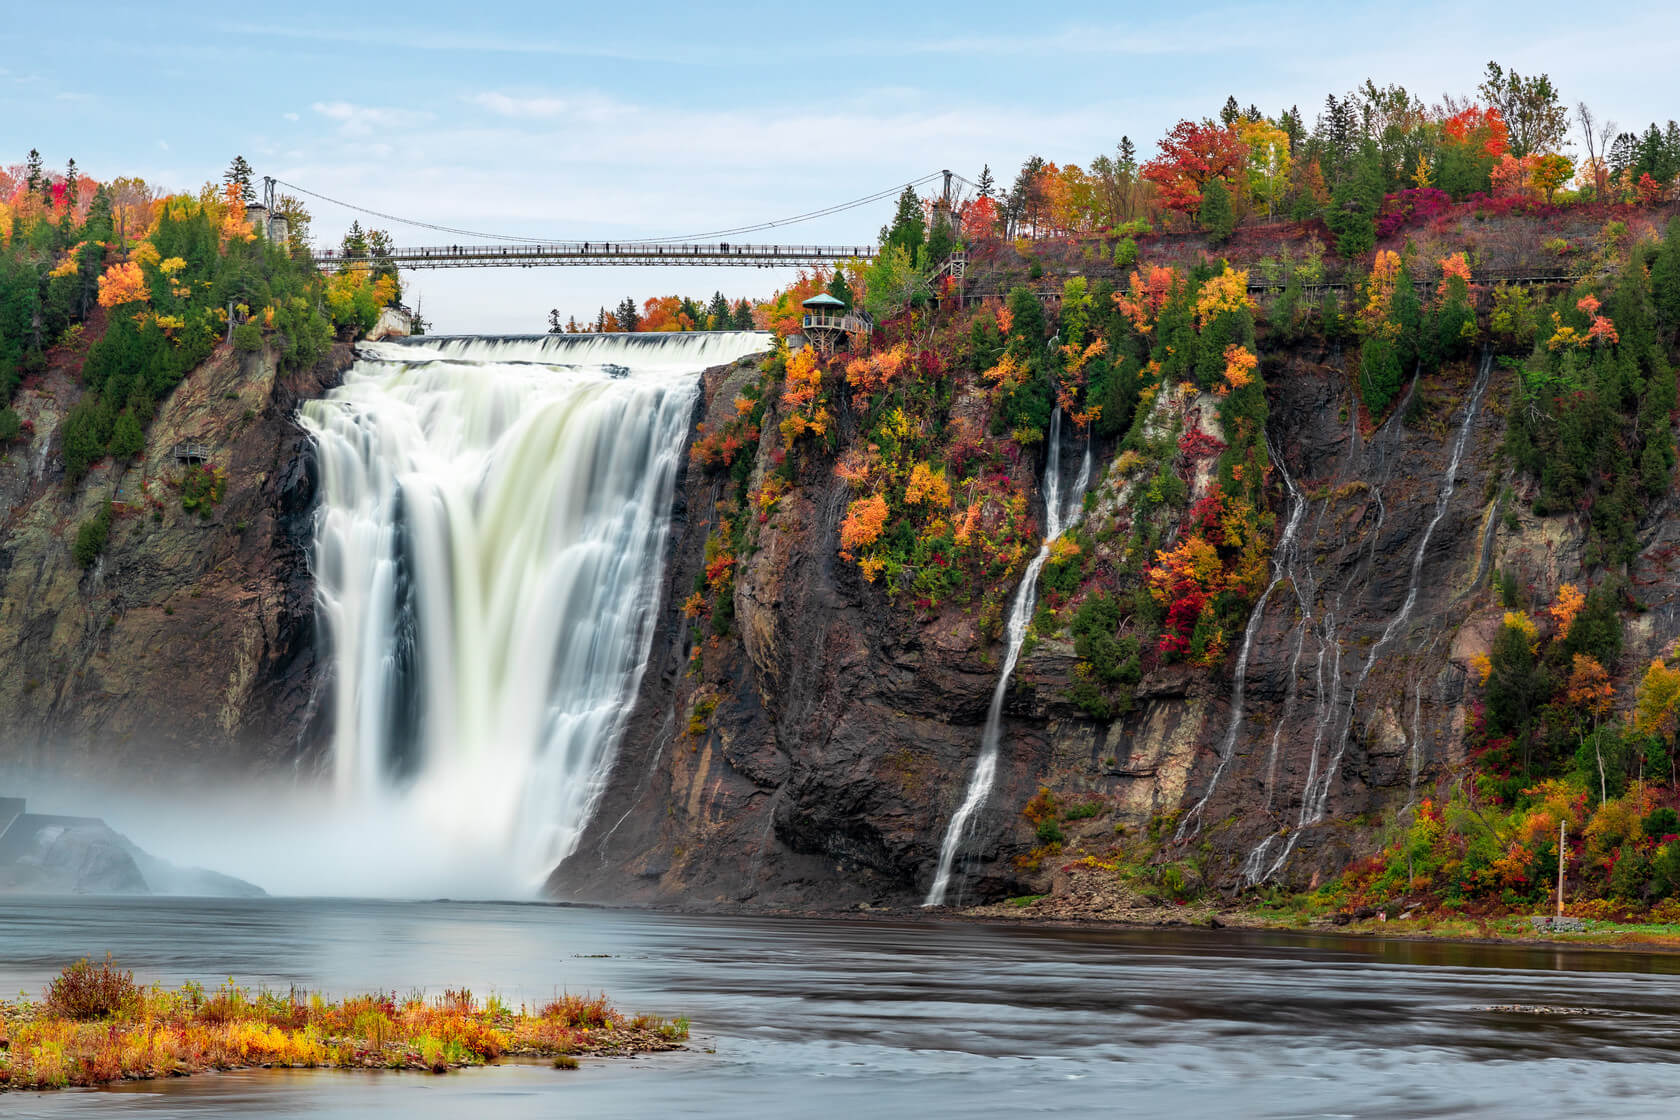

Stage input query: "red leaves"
[{"left": 1140, "top": 120, "right": 1248, "bottom": 215}]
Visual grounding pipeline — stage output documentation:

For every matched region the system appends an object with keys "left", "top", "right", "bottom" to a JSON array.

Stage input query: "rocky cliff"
[
  {"left": 0, "top": 336, "right": 351, "bottom": 779},
  {"left": 554, "top": 328, "right": 1680, "bottom": 911}
]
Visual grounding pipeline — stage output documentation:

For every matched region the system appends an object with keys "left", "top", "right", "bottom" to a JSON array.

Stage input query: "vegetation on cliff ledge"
[{"left": 0, "top": 958, "right": 687, "bottom": 1091}]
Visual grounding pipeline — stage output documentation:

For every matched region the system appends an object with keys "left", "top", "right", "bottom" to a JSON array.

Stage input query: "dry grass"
[{"left": 0, "top": 960, "right": 689, "bottom": 1092}]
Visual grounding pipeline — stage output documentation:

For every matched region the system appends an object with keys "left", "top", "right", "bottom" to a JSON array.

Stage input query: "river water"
[{"left": 5, "top": 898, "right": 1680, "bottom": 1117}]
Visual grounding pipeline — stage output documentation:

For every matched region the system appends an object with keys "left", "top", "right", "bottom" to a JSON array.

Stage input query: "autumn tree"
[
  {"left": 1141, "top": 120, "right": 1247, "bottom": 215},
  {"left": 1237, "top": 117, "right": 1292, "bottom": 219}
]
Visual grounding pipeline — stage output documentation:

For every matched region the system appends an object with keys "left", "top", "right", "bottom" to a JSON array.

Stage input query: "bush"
[
  {"left": 232, "top": 322, "right": 263, "bottom": 353},
  {"left": 72, "top": 504, "right": 113, "bottom": 569},
  {"left": 45, "top": 956, "right": 140, "bottom": 1020},
  {"left": 1112, "top": 237, "right": 1138, "bottom": 269},
  {"left": 0, "top": 406, "right": 21, "bottom": 443},
  {"left": 1644, "top": 807, "right": 1680, "bottom": 838}
]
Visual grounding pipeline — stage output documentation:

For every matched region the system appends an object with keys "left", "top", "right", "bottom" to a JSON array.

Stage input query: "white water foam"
[{"left": 300, "top": 331, "right": 770, "bottom": 895}]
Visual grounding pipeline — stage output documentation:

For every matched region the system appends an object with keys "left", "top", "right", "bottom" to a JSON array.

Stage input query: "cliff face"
[
  {"left": 0, "top": 339, "right": 351, "bottom": 778},
  {"left": 556, "top": 339, "right": 1680, "bottom": 910}
]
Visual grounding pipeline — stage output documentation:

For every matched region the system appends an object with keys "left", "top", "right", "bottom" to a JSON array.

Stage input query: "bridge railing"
[{"left": 314, "top": 241, "right": 879, "bottom": 268}]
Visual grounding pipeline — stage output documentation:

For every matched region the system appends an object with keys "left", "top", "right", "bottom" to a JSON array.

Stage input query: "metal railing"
[{"left": 314, "top": 241, "right": 879, "bottom": 271}]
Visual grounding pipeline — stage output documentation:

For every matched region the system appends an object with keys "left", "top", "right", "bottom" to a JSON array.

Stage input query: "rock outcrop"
[
  {"left": 555, "top": 339, "right": 1680, "bottom": 910},
  {"left": 0, "top": 339, "right": 352, "bottom": 778}
]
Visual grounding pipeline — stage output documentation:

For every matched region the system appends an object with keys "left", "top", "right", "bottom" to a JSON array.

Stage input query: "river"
[{"left": 4, "top": 898, "right": 1680, "bottom": 1117}]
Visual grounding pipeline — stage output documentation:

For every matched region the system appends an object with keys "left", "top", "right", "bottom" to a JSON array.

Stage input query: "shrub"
[
  {"left": 181, "top": 463, "right": 226, "bottom": 515},
  {"left": 0, "top": 406, "right": 22, "bottom": 443},
  {"left": 1112, "top": 237, "right": 1138, "bottom": 269},
  {"left": 232, "top": 322, "right": 263, "bottom": 352},
  {"left": 1644, "top": 807, "right": 1680, "bottom": 838},
  {"left": 45, "top": 956, "right": 140, "bottom": 1020}
]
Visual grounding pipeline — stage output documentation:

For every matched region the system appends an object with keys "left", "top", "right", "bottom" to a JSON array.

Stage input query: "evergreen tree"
[
  {"left": 108, "top": 408, "right": 145, "bottom": 460},
  {"left": 976, "top": 164, "right": 995, "bottom": 198},
  {"left": 24, "top": 149, "right": 42, "bottom": 195},
  {"left": 1220, "top": 95, "right": 1241, "bottom": 126},
  {"left": 224, "top": 156, "right": 255, "bottom": 205},
  {"left": 615, "top": 297, "right": 641, "bottom": 332},
  {"left": 732, "top": 299, "right": 755, "bottom": 330},
  {"left": 879, "top": 186, "right": 926, "bottom": 264},
  {"left": 340, "top": 220, "right": 368, "bottom": 258},
  {"left": 1652, "top": 219, "right": 1680, "bottom": 339},
  {"left": 826, "top": 270, "right": 853, "bottom": 309},
  {"left": 1326, "top": 143, "right": 1383, "bottom": 257},
  {"left": 706, "top": 291, "right": 731, "bottom": 329},
  {"left": 63, "top": 158, "right": 79, "bottom": 210},
  {"left": 1197, "top": 180, "right": 1235, "bottom": 245},
  {"left": 547, "top": 309, "right": 563, "bottom": 334}
]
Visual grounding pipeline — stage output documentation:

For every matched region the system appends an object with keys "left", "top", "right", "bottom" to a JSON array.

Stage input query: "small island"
[{"left": 0, "top": 959, "right": 688, "bottom": 1091}]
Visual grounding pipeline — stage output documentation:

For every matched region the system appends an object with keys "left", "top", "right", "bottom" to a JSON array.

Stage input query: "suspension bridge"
[{"left": 267, "top": 170, "right": 975, "bottom": 273}]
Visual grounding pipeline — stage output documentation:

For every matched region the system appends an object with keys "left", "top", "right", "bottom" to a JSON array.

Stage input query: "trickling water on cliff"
[
  {"left": 925, "top": 410, "right": 1092, "bottom": 907},
  {"left": 1245, "top": 350, "right": 1493, "bottom": 883},
  {"left": 301, "top": 332, "right": 769, "bottom": 894}
]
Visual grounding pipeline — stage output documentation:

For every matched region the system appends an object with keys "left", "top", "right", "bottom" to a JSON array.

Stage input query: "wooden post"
[{"left": 1557, "top": 820, "right": 1567, "bottom": 918}]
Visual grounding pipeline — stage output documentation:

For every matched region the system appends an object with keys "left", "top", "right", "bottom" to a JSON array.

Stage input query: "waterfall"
[
  {"left": 1174, "top": 440, "right": 1307, "bottom": 842},
  {"left": 1247, "top": 349, "right": 1492, "bottom": 884},
  {"left": 301, "top": 331, "right": 770, "bottom": 895},
  {"left": 924, "top": 411, "right": 1092, "bottom": 907}
]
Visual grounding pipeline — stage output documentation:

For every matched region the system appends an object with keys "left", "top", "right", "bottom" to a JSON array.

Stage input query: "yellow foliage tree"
[
  {"left": 904, "top": 462, "right": 952, "bottom": 507},
  {"left": 1191, "top": 266, "right": 1255, "bottom": 327},
  {"left": 96, "top": 261, "right": 149, "bottom": 308}
]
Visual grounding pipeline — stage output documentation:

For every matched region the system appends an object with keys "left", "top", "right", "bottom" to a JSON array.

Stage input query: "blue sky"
[{"left": 5, "top": 1, "right": 1677, "bottom": 332}]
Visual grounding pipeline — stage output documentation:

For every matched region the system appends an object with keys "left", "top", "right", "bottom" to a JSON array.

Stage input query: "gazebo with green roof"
[{"left": 799, "top": 292, "right": 869, "bottom": 356}]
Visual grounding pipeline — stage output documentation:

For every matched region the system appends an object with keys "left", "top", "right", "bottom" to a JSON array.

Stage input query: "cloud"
[
  {"left": 466, "top": 91, "right": 627, "bottom": 124},
  {"left": 283, "top": 112, "right": 299, "bottom": 122},
  {"left": 311, "top": 100, "right": 432, "bottom": 137}
]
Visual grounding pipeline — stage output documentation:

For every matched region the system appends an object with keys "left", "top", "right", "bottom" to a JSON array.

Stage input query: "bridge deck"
[{"left": 315, "top": 242, "right": 878, "bottom": 270}]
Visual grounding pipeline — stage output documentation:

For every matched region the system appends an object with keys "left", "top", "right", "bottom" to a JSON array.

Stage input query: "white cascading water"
[
  {"left": 301, "top": 331, "right": 770, "bottom": 895},
  {"left": 925, "top": 410, "right": 1092, "bottom": 907},
  {"left": 1246, "top": 349, "right": 1492, "bottom": 883},
  {"left": 1174, "top": 440, "right": 1308, "bottom": 842}
]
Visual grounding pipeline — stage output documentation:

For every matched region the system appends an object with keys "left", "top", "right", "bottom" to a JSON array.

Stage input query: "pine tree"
[
  {"left": 976, "top": 164, "right": 995, "bottom": 198},
  {"left": 1651, "top": 219, "right": 1680, "bottom": 338},
  {"left": 615, "top": 297, "right": 640, "bottom": 332},
  {"left": 1220, "top": 95, "right": 1241, "bottom": 126},
  {"left": 547, "top": 309, "right": 563, "bottom": 334},
  {"left": 109, "top": 408, "right": 146, "bottom": 460},
  {"left": 826, "top": 270, "right": 853, "bottom": 309},
  {"left": 879, "top": 186, "right": 926, "bottom": 263},
  {"left": 341, "top": 221, "right": 368, "bottom": 258},
  {"left": 224, "top": 156, "right": 255, "bottom": 205},
  {"left": 64, "top": 158, "right": 79, "bottom": 210},
  {"left": 25, "top": 149, "right": 43, "bottom": 194},
  {"left": 732, "top": 299, "right": 755, "bottom": 330},
  {"left": 1197, "top": 179, "right": 1235, "bottom": 245},
  {"left": 706, "top": 291, "right": 731, "bottom": 329}
]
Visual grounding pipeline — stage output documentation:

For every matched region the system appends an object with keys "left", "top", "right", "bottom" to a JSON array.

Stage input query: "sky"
[{"left": 5, "top": 1, "right": 1678, "bottom": 333}]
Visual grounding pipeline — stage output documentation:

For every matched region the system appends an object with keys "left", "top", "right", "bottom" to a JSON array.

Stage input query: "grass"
[{"left": 0, "top": 958, "right": 690, "bottom": 1092}]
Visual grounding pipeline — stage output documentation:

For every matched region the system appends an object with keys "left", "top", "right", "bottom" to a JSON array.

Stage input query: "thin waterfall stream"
[
  {"left": 301, "top": 332, "right": 770, "bottom": 895},
  {"left": 925, "top": 410, "right": 1092, "bottom": 907},
  {"left": 1247, "top": 349, "right": 1493, "bottom": 883}
]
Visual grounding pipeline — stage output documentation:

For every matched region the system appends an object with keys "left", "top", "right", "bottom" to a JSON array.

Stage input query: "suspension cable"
[{"left": 271, "top": 171, "right": 947, "bottom": 246}]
